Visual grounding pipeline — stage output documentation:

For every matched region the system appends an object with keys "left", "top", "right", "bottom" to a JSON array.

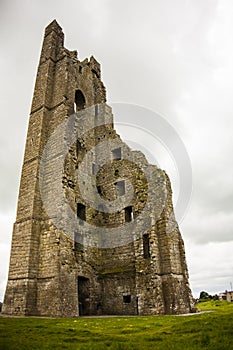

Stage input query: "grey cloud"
[{"left": 186, "top": 241, "right": 233, "bottom": 297}]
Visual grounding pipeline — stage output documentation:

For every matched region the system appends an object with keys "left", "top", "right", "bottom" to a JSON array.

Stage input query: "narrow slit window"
[
  {"left": 77, "top": 203, "right": 86, "bottom": 221},
  {"left": 143, "top": 234, "right": 150, "bottom": 259},
  {"left": 76, "top": 139, "right": 82, "bottom": 157},
  {"left": 95, "top": 104, "right": 98, "bottom": 116},
  {"left": 125, "top": 206, "right": 133, "bottom": 222},
  {"left": 97, "top": 186, "right": 102, "bottom": 195},
  {"left": 112, "top": 147, "right": 121, "bottom": 160},
  {"left": 92, "top": 163, "right": 96, "bottom": 175}
]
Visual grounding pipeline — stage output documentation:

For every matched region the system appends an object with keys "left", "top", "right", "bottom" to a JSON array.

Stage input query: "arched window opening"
[{"left": 75, "top": 90, "right": 86, "bottom": 112}]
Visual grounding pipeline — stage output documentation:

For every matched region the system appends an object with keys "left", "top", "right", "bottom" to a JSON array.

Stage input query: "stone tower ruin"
[{"left": 2, "top": 20, "right": 195, "bottom": 317}]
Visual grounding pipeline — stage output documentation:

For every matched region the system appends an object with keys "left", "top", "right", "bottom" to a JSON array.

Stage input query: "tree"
[
  {"left": 199, "top": 291, "right": 210, "bottom": 300},
  {"left": 198, "top": 291, "right": 219, "bottom": 302}
]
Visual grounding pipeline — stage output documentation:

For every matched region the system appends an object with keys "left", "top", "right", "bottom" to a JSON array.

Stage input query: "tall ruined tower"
[{"left": 3, "top": 20, "right": 195, "bottom": 317}]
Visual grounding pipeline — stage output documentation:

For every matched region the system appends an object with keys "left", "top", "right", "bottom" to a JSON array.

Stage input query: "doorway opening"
[{"left": 78, "top": 276, "right": 90, "bottom": 316}]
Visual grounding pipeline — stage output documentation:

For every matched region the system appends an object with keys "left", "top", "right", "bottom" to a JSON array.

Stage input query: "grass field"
[{"left": 0, "top": 301, "right": 233, "bottom": 349}]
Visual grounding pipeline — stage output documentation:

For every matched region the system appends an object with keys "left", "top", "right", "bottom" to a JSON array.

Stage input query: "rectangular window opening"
[
  {"left": 125, "top": 206, "right": 133, "bottom": 222},
  {"left": 112, "top": 147, "right": 121, "bottom": 160},
  {"left": 123, "top": 295, "right": 131, "bottom": 303},
  {"left": 74, "top": 232, "right": 84, "bottom": 251},
  {"left": 97, "top": 185, "right": 102, "bottom": 195},
  {"left": 98, "top": 204, "right": 104, "bottom": 212},
  {"left": 77, "top": 203, "right": 86, "bottom": 221},
  {"left": 115, "top": 180, "right": 125, "bottom": 196}
]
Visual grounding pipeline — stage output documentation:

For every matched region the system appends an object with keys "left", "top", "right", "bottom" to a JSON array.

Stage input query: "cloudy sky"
[{"left": 1, "top": 0, "right": 233, "bottom": 300}]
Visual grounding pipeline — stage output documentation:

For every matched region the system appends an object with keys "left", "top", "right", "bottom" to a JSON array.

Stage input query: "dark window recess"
[
  {"left": 75, "top": 90, "right": 85, "bottom": 111},
  {"left": 112, "top": 147, "right": 121, "bottom": 160},
  {"left": 97, "top": 186, "right": 102, "bottom": 195},
  {"left": 76, "top": 139, "right": 82, "bottom": 157},
  {"left": 123, "top": 295, "right": 131, "bottom": 303},
  {"left": 125, "top": 206, "right": 133, "bottom": 222},
  {"left": 115, "top": 180, "right": 125, "bottom": 196},
  {"left": 79, "top": 66, "right": 82, "bottom": 73},
  {"left": 143, "top": 234, "right": 150, "bottom": 258},
  {"left": 114, "top": 169, "right": 119, "bottom": 177},
  {"left": 77, "top": 203, "right": 86, "bottom": 221}
]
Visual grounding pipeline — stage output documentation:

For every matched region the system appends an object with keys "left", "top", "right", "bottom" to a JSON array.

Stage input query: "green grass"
[{"left": 0, "top": 301, "right": 233, "bottom": 349}]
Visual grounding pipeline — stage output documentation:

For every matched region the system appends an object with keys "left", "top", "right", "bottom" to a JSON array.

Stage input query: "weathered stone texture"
[{"left": 2, "top": 20, "right": 195, "bottom": 317}]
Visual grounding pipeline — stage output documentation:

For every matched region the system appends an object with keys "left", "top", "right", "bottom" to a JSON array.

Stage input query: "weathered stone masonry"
[{"left": 2, "top": 20, "right": 195, "bottom": 317}]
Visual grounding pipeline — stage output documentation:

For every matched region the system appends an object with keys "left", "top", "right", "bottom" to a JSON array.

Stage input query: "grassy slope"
[{"left": 0, "top": 301, "right": 232, "bottom": 350}]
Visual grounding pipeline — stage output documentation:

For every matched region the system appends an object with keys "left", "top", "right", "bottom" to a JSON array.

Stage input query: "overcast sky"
[{"left": 0, "top": 0, "right": 233, "bottom": 300}]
